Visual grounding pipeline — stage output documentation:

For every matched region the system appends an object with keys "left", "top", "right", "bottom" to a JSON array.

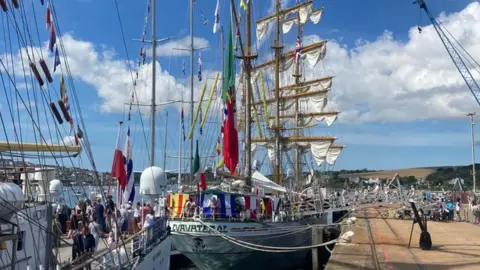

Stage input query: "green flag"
[
  {"left": 222, "top": 18, "right": 235, "bottom": 104},
  {"left": 192, "top": 140, "right": 200, "bottom": 175}
]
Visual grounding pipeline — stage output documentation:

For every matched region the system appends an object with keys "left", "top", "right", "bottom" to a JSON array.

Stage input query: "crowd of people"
[{"left": 55, "top": 195, "right": 159, "bottom": 264}]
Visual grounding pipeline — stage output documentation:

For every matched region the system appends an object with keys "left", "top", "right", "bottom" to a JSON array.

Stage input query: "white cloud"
[
  {"left": 310, "top": 1, "right": 480, "bottom": 123},
  {"left": 2, "top": 34, "right": 221, "bottom": 115},
  {"left": 149, "top": 36, "right": 210, "bottom": 57},
  {"left": 340, "top": 131, "right": 469, "bottom": 147},
  {"left": 62, "top": 135, "right": 76, "bottom": 145}
]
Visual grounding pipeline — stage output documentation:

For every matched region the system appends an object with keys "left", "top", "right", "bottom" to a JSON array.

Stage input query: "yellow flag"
[
  {"left": 240, "top": 0, "right": 247, "bottom": 11},
  {"left": 216, "top": 157, "right": 224, "bottom": 169}
]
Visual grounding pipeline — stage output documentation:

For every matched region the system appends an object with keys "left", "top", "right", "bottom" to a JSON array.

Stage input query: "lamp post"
[{"left": 467, "top": 112, "right": 476, "bottom": 193}]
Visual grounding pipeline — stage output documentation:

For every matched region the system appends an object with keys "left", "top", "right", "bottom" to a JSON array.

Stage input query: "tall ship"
[
  {"left": 0, "top": 0, "right": 170, "bottom": 269},
  {"left": 168, "top": 0, "right": 346, "bottom": 269}
]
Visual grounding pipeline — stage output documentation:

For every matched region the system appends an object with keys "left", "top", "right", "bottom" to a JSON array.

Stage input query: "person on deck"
[
  {"left": 85, "top": 199, "right": 94, "bottom": 222},
  {"left": 83, "top": 226, "right": 96, "bottom": 253},
  {"left": 72, "top": 221, "right": 85, "bottom": 261},
  {"left": 134, "top": 202, "right": 141, "bottom": 233},
  {"left": 83, "top": 226, "right": 95, "bottom": 270},
  {"left": 94, "top": 197, "right": 107, "bottom": 233},
  {"left": 119, "top": 204, "right": 128, "bottom": 233},
  {"left": 88, "top": 215, "right": 101, "bottom": 250},
  {"left": 142, "top": 203, "right": 151, "bottom": 223},
  {"left": 126, "top": 203, "right": 135, "bottom": 235},
  {"left": 446, "top": 200, "right": 455, "bottom": 222},
  {"left": 456, "top": 198, "right": 462, "bottom": 221},
  {"left": 105, "top": 195, "right": 115, "bottom": 232}
]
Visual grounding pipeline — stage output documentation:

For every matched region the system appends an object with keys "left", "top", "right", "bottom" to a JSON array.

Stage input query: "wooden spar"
[
  {"left": 255, "top": 0, "right": 313, "bottom": 24},
  {"left": 251, "top": 135, "right": 336, "bottom": 143},
  {"left": 329, "top": 145, "right": 345, "bottom": 149},
  {"left": 0, "top": 141, "right": 81, "bottom": 153},
  {"left": 253, "top": 88, "right": 329, "bottom": 106},
  {"left": 255, "top": 111, "right": 339, "bottom": 121},
  {"left": 254, "top": 41, "right": 327, "bottom": 71},
  {"left": 279, "top": 76, "right": 333, "bottom": 91}
]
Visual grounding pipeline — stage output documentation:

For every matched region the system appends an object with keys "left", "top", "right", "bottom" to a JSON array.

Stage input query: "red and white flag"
[{"left": 111, "top": 123, "right": 127, "bottom": 206}]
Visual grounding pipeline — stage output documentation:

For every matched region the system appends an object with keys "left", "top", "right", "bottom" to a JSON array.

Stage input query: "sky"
[{"left": 1, "top": 0, "right": 480, "bottom": 173}]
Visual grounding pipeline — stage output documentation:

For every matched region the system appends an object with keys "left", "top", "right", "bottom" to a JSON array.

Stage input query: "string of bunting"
[{"left": 127, "top": 0, "right": 153, "bottom": 121}]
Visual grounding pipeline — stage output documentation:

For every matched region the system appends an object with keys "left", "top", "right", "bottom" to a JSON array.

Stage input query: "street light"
[{"left": 467, "top": 112, "right": 476, "bottom": 193}]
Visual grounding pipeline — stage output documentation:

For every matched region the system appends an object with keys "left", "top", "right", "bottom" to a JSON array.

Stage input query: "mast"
[
  {"left": 150, "top": 0, "right": 157, "bottom": 166},
  {"left": 250, "top": 1, "right": 344, "bottom": 182},
  {"left": 293, "top": 8, "right": 302, "bottom": 189},
  {"left": 468, "top": 112, "right": 476, "bottom": 192},
  {"left": 273, "top": 0, "right": 282, "bottom": 184},
  {"left": 178, "top": 100, "right": 182, "bottom": 187},
  {"left": 163, "top": 111, "right": 169, "bottom": 176},
  {"left": 245, "top": 0, "right": 253, "bottom": 184},
  {"left": 220, "top": 26, "right": 224, "bottom": 177},
  {"left": 189, "top": 0, "right": 195, "bottom": 184}
]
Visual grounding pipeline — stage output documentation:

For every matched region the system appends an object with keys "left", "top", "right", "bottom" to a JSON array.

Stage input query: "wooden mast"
[
  {"left": 293, "top": 9, "right": 302, "bottom": 188},
  {"left": 233, "top": 0, "right": 257, "bottom": 186},
  {"left": 244, "top": 0, "right": 253, "bottom": 185},
  {"left": 274, "top": 0, "right": 282, "bottom": 184}
]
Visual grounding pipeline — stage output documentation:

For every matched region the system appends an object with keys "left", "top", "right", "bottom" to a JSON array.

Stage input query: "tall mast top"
[{"left": 150, "top": 0, "right": 157, "bottom": 166}]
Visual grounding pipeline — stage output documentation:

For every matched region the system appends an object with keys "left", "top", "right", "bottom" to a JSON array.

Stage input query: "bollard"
[{"left": 311, "top": 227, "right": 322, "bottom": 270}]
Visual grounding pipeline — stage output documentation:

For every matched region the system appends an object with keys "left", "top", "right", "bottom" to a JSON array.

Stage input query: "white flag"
[{"left": 213, "top": 0, "right": 220, "bottom": 33}]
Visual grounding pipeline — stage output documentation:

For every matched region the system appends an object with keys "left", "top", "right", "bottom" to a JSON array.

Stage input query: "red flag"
[
  {"left": 111, "top": 126, "right": 127, "bottom": 205},
  {"left": 46, "top": 6, "right": 51, "bottom": 30},
  {"left": 222, "top": 98, "right": 238, "bottom": 175},
  {"left": 199, "top": 173, "right": 207, "bottom": 191}
]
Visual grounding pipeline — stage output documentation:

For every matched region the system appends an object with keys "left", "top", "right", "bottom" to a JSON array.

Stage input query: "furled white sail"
[
  {"left": 298, "top": 113, "right": 338, "bottom": 128},
  {"left": 310, "top": 9, "right": 323, "bottom": 24},
  {"left": 256, "top": 20, "right": 270, "bottom": 40},
  {"left": 257, "top": 2, "right": 323, "bottom": 39},
  {"left": 326, "top": 147, "right": 343, "bottom": 165},
  {"left": 252, "top": 171, "right": 287, "bottom": 193},
  {"left": 251, "top": 140, "right": 334, "bottom": 165}
]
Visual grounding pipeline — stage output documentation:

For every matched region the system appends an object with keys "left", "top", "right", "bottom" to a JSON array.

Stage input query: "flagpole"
[
  {"left": 163, "top": 111, "right": 169, "bottom": 180},
  {"left": 189, "top": 0, "right": 195, "bottom": 184},
  {"left": 178, "top": 96, "right": 183, "bottom": 189},
  {"left": 150, "top": 0, "right": 157, "bottom": 166}
]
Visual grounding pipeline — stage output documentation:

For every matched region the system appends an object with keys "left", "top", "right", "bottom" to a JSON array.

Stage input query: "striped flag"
[
  {"left": 123, "top": 127, "right": 135, "bottom": 203},
  {"left": 48, "top": 25, "right": 56, "bottom": 53},
  {"left": 111, "top": 124, "right": 127, "bottom": 206},
  {"left": 46, "top": 5, "right": 52, "bottom": 30}
]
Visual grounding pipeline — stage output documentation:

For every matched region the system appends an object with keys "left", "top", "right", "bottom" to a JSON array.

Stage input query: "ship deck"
[{"left": 325, "top": 207, "right": 480, "bottom": 270}]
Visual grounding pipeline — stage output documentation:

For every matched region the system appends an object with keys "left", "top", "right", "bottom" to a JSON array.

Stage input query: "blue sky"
[{"left": 1, "top": 0, "right": 480, "bottom": 173}]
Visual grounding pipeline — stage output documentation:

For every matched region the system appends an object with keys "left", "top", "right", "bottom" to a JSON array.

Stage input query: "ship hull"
[
  {"left": 169, "top": 220, "right": 317, "bottom": 270},
  {"left": 135, "top": 235, "right": 171, "bottom": 270}
]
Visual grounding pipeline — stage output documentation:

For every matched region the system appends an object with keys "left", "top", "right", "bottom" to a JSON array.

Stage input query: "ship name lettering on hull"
[{"left": 172, "top": 224, "right": 228, "bottom": 233}]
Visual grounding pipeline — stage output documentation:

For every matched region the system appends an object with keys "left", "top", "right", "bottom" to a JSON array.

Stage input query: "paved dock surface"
[{"left": 326, "top": 208, "right": 480, "bottom": 270}]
